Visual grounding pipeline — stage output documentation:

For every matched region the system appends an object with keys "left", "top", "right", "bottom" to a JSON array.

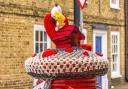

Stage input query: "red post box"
[{"left": 52, "top": 77, "right": 97, "bottom": 89}]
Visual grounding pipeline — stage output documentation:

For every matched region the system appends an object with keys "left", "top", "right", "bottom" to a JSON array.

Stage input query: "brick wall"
[
  {"left": 107, "top": 25, "right": 125, "bottom": 87},
  {"left": 0, "top": 1, "right": 38, "bottom": 89},
  {"left": 0, "top": 14, "right": 34, "bottom": 89}
]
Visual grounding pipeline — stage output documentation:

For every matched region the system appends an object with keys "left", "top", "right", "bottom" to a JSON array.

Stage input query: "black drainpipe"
[
  {"left": 74, "top": 0, "right": 80, "bottom": 27},
  {"left": 125, "top": 0, "right": 128, "bottom": 82}
]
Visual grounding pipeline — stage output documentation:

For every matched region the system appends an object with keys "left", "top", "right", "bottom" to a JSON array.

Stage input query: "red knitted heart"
[
  {"left": 54, "top": 66, "right": 57, "bottom": 69},
  {"left": 60, "top": 65, "right": 63, "bottom": 68},
  {"left": 66, "top": 64, "right": 69, "bottom": 68}
]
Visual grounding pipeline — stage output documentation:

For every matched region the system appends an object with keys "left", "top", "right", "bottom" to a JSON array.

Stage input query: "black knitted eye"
[
  {"left": 52, "top": 17, "right": 56, "bottom": 24},
  {"left": 73, "top": 29, "right": 77, "bottom": 33},
  {"left": 55, "top": 3, "right": 58, "bottom": 7}
]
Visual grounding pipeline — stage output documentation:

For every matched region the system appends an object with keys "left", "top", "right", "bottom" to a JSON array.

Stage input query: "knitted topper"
[
  {"left": 44, "top": 4, "right": 85, "bottom": 49},
  {"left": 43, "top": 4, "right": 102, "bottom": 57}
]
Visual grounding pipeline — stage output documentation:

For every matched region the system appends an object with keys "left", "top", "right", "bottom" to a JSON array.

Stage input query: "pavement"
[{"left": 113, "top": 83, "right": 128, "bottom": 89}]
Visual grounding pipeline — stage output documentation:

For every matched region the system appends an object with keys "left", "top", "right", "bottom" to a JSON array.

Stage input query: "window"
[
  {"left": 111, "top": 32, "right": 121, "bottom": 78},
  {"left": 110, "top": 0, "right": 120, "bottom": 9},
  {"left": 34, "top": 25, "right": 51, "bottom": 53}
]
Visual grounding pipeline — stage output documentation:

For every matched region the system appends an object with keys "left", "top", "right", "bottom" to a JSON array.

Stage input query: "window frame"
[
  {"left": 110, "top": 0, "right": 120, "bottom": 9},
  {"left": 33, "top": 24, "right": 51, "bottom": 53},
  {"left": 110, "top": 31, "right": 121, "bottom": 78}
]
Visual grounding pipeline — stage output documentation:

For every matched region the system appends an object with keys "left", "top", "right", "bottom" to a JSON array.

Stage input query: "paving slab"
[{"left": 114, "top": 83, "right": 128, "bottom": 89}]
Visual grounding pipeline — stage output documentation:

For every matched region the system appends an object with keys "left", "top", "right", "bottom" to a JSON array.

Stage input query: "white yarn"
[
  {"left": 55, "top": 22, "right": 59, "bottom": 31},
  {"left": 51, "top": 5, "right": 62, "bottom": 17}
]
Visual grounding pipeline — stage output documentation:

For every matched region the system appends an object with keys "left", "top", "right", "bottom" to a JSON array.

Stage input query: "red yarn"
[
  {"left": 32, "top": 53, "right": 36, "bottom": 57},
  {"left": 36, "top": 79, "right": 44, "bottom": 85},
  {"left": 95, "top": 52, "right": 103, "bottom": 56},
  {"left": 83, "top": 51, "right": 89, "bottom": 56},
  {"left": 65, "top": 48, "right": 73, "bottom": 53},
  {"left": 42, "top": 49, "right": 58, "bottom": 58},
  {"left": 44, "top": 13, "right": 85, "bottom": 49},
  {"left": 80, "top": 44, "right": 92, "bottom": 51},
  {"left": 52, "top": 78, "right": 97, "bottom": 89}
]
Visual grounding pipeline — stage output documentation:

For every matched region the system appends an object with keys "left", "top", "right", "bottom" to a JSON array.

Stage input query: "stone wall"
[
  {"left": 0, "top": 1, "right": 36, "bottom": 89},
  {"left": 0, "top": 14, "right": 34, "bottom": 89}
]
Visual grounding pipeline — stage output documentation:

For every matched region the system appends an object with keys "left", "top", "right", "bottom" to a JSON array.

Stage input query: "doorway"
[{"left": 93, "top": 29, "right": 108, "bottom": 89}]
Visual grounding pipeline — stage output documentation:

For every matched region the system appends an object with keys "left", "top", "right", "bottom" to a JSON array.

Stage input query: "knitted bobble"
[
  {"left": 65, "top": 48, "right": 73, "bottom": 53},
  {"left": 32, "top": 53, "right": 36, "bottom": 57},
  {"left": 95, "top": 52, "right": 103, "bottom": 56},
  {"left": 42, "top": 49, "right": 58, "bottom": 58},
  {"left": 83, "top": 51, "right": 89, "bottom": 56},
  {"left": 80, "top": 44, "right": 92, "bottom": 51}
]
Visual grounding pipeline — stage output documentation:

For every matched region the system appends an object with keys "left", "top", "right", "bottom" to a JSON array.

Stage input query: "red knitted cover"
[
  {"left": 52, "top": 77, "right": 97, "bottom": 89},
  {"left": 44, "top": 13, "right": 85, "bottom": 48}
]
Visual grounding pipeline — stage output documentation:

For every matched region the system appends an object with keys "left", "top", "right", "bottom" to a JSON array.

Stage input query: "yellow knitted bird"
[{"left": 53, "top": 11, "right": 66, "bottom": 29}]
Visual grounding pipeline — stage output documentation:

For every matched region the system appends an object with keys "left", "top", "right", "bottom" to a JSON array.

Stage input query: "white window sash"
[
  {"left": 110, "top": 0, "right": 120, "bottom": 9},
  {"left": 81, "top": 29, "right": 87, "bottom": 44},
  {"left": 110, "top": 31, "right": 121, "bottom": 78},
  {"left": 34, "top": 25, "right": 51, "bottom": 53}
]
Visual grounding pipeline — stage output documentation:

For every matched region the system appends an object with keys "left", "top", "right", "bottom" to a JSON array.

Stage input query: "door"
[
  {"left": 93, "top": 30, "right": 108, "bottom": 89},
  {"left": 96, "top": 36, "right": 102, "bottom": 89},
  {"left": 34, "top": 25, "right": 51, "bottom": 53}
]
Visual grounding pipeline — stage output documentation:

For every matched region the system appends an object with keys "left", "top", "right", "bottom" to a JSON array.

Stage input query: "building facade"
[
  {"left": 0, "top": 0, "right": 125, "bottom": 89},
  {"left": 83, "top": 0, "right": 125, "bottom": 88}
]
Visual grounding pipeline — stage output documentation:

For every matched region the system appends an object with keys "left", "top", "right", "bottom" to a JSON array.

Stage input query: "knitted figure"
[
  {"left": 44, "top": 4, "right": 85, "bottom": 49},
  {"left": 43, "top": 4, "right": 88, "bottom": 57}
]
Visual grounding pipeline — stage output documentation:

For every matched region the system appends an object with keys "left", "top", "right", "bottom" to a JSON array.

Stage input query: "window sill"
[
  {"left": 110, "top": 6, "right": 120, "bottom": 10},
  {"left": 111, "top": 74, "right": 122, "bottom": 79}
]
